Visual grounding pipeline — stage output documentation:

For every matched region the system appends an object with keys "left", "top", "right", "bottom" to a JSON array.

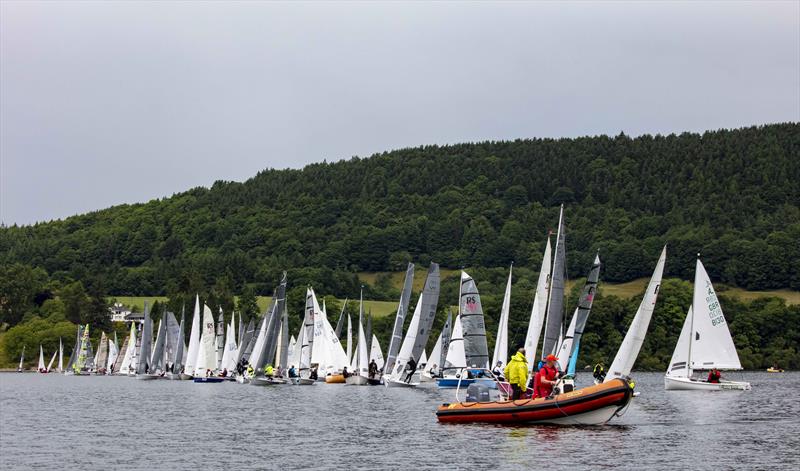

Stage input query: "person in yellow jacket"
[
  {"left": 503, "top": 346, "right": 528, "bottom": 400},
  {"left": 246, "top": 364, "right": 254, "bottom": 378},
  {"left": 264, "top": 364, "right": 274, "bottom": 378}
]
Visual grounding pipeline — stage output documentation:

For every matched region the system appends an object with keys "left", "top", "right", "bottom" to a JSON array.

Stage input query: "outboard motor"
[{"left": 465, "top": 383, "right": 491, "bottom": 402}]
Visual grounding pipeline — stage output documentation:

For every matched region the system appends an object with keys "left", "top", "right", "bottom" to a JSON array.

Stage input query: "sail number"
[{"left": 705, "top": 286, "right": 726, "bottom": 327}]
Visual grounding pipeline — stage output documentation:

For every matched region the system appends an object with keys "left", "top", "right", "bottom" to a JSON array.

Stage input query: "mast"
[
  {"left": 384, "top": 263, "right": 415, "bottom": 375},
  {"left": 687, "top": 254, "right": 699, "bottom": 378}
]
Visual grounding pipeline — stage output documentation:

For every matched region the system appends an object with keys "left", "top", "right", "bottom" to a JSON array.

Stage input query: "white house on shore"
[{"left": 109, "top": 302, "right": 132, "bottom": 322}]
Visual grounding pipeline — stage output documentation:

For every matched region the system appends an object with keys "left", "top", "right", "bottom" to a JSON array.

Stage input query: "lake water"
[{"left": 1, "top": 372, "right": 798, "bottom": 470}]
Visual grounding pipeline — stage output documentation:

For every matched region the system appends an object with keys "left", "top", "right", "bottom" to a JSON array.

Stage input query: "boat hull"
[
  {"left": 766, "top": 368, "right": 784, "bottom": 373},
  {"left": 344, "top": 375, "right": 369, "bottom": 386},
  {"left": 436, "top": 377, "right": 496, "bottom": 389},
  {"left": 325, "top": 374, "right": 346, "bottom": 384},
  {"left": 385, "top": 377, "right": 418, "bottom": 388},
  {"left": 436, "top": 378, "right": 633, "bottom": 425},
  {"left": 135, "top": 374, "right": 161, "bottom": 381},
  {"left": 193, "top": 377, "right": 225, "bottom": 383},
  {"left": 290, "top": 378, "right": 315, "bottom": 385},
  {"left": 664, "top": 375, "right": 751, "bottom": 391},
  {"left": 250, "top": 377, "right": 282, "bottom": 386}
]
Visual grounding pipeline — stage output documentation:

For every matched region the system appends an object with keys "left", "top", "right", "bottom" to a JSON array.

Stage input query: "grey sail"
[
  {"left": 278, "top": 293, "right": 289, "bottom": 369},
  {"left": 440, "top": 310, "right": 453, "bottom": 369},
  {"left": 164, "top": 311, "right": 181, "bottom": 370},
  {"left": 95, "top": 333, "right": 109, "bottom": 372},
  {"left": 136, "top": 304, "right": 153, "bottom": 375},
  {"left": 235, "top": 319, "right": 256, "bottom": 365},
  {"left": 258, "top": 274, "right": 287, "bottom": 370},
  {"left": 542, "top": 204, "right": 567, "bottom": 360},
  {"left": 365, "top": 310, "right": 373, "bottom": 357},
  {"left": 150, "top": 318, "right": 167, "bottom": 373},
  {"left": 568, "top": 254, "right": 601, "bottom": 363},
  {"left": 65, "top": 326, "right": 82, "bottom": 371},
  {"left": 334, "top": 298, "right": 348, "bottom": 339},
  {"left": 237, "top": 312, "right": 244, "bottom": 348},
  {"left": 215, "top": 310, "right": 225, "bottom": 370},
  {"left": 385, "top": 262, "right": 415, "bottom": 375},
  {"left": 252, "top": 303, "right": 277, "bottom": 373},
  {"left": 112, "top": 335, "right": 129, "bottom": 373},
  {"left": 409, "top": 263, "right": 441, "bottom": 364},
  {"left": 172, "top": 312, "right": 185, "bottom": 373},
  {"left": 459, "top": 271, "right": 489, "bottom": 369},
  {"left": 300, "top": 288, "right": 316, "bottom": 378}
]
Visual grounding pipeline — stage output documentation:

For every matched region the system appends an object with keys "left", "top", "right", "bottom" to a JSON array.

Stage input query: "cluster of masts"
[{"left": 22, "top": 205, "right": 748, "bottom": 392}]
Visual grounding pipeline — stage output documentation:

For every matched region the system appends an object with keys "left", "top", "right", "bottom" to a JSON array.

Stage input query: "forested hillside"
[
  {"left": 2, "top": 123, "right": 798, "bottom": 303},
  {"left": 1, "top": 123, "right": 799, "bottom": 369}
]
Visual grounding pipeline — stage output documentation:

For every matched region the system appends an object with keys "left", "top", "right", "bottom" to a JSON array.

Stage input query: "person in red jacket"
[
  {"left": 707, "top": 368, "right": 721, "bottom": 383},
  {"left": 534, "top": 354, "right": 561, "bottom": 398}
]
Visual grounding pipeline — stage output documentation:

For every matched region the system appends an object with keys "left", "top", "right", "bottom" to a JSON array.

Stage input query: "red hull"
[{"left": 436, "top": 378, "right": 633, "bottom": 424}]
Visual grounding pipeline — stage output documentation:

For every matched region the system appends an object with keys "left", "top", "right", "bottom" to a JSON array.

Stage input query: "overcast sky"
[{"left": 1, "top": 1, "right": 798, "bottom": 225}]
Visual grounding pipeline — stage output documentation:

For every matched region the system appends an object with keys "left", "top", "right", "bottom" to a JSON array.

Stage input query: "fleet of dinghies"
[{"left": 19, "top": 206, "right": 754, "bottom": 426}]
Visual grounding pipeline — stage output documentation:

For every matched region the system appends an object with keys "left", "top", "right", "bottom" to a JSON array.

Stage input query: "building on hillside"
[{"left": 109, "top": 302, "right": 131, "bottom": 322}]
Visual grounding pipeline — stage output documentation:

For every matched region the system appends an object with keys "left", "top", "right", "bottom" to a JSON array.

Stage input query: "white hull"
[
  {"left": 250, "top": 377, "right": 281, "bottom": 386},
  {"left": 165, "top": 373, "right": 184, "bottom": 380},
  {"left": 384, "top": 377, "right": 418, "bottom": 388},
  {"left": 135, "top": 374, "right": 161, "bottom": 381},
  {"left": 235, "top": 375, "right": 250, "bottom": 384},
  {"left": 345, "top": 375, "right": 369, "bottom": 386},
  {"left": 664, "top": 375, "right": 751, "bottom": 391},
  {"left": 536, "top": 404, "right": 623, "bottom": 426},
  {"left": 291, "top": 378, "right": 315, "bottom": 385}
]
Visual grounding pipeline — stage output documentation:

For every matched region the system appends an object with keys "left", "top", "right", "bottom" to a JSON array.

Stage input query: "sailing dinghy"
[
  {"left": 664, "top": 258, "right": 751, "bottom": 391},
  {"left": 385, "top": 263, "right": 441, "bottom": 388},
  {"left": 37, "top": 345, "right": 46, "bottom": 373},
  {"left": 345, "top": 290, "right": 371, "bottom": 385}
]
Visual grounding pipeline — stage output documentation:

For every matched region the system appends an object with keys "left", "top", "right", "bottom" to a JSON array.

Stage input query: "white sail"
[
  {"left": 444, "top": 315, "right": 467, "bottom": 369},
  {"left": 389, "top": 294, "right": 422, "bottom": 379},
  {"left": 606, "top": 246, "right": 667, "bottom": 381},
  {"left": 419, "top": 349, "right": 428, "bottom": 368},
  {"left": 119, "top": 323, "right": 136, "bottom": 375},
  {"left": 184, "top": 295, "right": 202, "bottom": 376},
  {"left": 249, "top": 313, "right": 270, "bottom": 366},
  {"left": 355, "top": 305, "right": 369, "bottom": 378},
  {"left": 106, "top": 338, "right": 119, "bottom": 373},
  {"left": 666, "top": 307, "right": 693, "bottom": 378},
  {"left": 193, "top": 304, "right": 218, "bottom": 376},
  {"left": 690, "top": 259, "right": 742, "bottom": 370},
  {"left": 370, "top": 334, "right": 384, "bottom": 370},
  {"left": 555, "top": 307, "right": 579, "bottom": 370},
  {"left": 492, "top": 264, "right": 512, "bottom": 368},
  {"left": 287, "top": 334, "right": 298, "bottom": 370},
  {"left": 525, "top": 237, "right": 553, "bottom": 370},
  {"left": 38, "top": 345, "right": 45, "bottom": 371},
  {"left": 18, "top": 346, "right": 25, "bottom": 371},
  {"left": 310, "top": 288, "right": 349, "bottom": 375},
  {"left": 220, "top": 316, "right": 237, "bottom": 374},
  {"left": 58, "top": 338, "right": 63, "bottom": 372},
  {"left": 427, "top": 334, "right": 442, "bottom": 371},
  {"left": 47, "top": 350, "right": 57, "bottom": 372}
]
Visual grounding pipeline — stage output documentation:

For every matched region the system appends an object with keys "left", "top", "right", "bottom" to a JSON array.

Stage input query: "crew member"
[
  {"left": 503, "top": 347, "right": 528, "bottom": 400},
  {"left": 535, "top": 354, "right": 560, "bottom": 398},
  {"left": 404, "top": 357, "right": 417, "bottom": 383},
  {"left": 264, "top": 364, "right": 274, "bottom": 378},
  {"left": 593, "top": 363, "right": 606, "bottom": 383},
  {"left": 368, "top": 359, "right": 378, "bottom": 379},
  {"left": 707, "top": 368, "right": 721, "bottom": 383}
]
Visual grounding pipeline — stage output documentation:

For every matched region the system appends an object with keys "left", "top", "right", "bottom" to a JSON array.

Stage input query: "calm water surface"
[{"left": 1, "top": 372, "right": 798, "bottom": 470}]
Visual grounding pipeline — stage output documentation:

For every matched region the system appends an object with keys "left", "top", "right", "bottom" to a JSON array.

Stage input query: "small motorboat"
[
  {"left": 766, "top": 367, "right": 784, "bottom": 373},
  {"left": 193, "top": 377, "right": 225, "bottom": 383},
  {"left": 436, "top": 378, "right": 634, "bottom": 425}
]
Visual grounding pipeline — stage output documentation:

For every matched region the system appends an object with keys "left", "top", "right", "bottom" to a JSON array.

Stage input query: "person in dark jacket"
[{"left": 404, "top": 358, "right": 417, "bottom": 383}]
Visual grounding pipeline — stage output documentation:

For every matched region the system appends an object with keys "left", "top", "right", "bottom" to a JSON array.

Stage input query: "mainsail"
[
  {"left": 440, "top": 310, "right": 452, "bottom": 370},
  {"left": 370, "top": 334, "right": 384, "bottom": 370},
  {"left": 193, "top": 304, "right": 218, "bottom": 376},
  {"left": 555, "top": 254, "right": 601, "bottom": 372},
  {"left": 460, "top": 271, "right": 489, "bottom": 369},
  {"left": 37, "top": 345, "right": 45, "bottom": 371},
  {"left": 151, "top": 318, "right": 167, "bottom": 373},
  {"left": 384, "top": 262, "right": 415, "bottom": 376},
  {"left": 444, "top": 315, "right": 467, "bottom": 369},
  {"left": 95, "top": 332, "right": 109, "bottom": 373},
  {"left": 689, "top": 259, "right": 743, "bottom": 370},
  {"left": 542, "top": 204, "right": 566, "bottom": 360},
  {"left": 172, "top": 312, "right": 186, "bottom": 374},
  {"left": 184, "top": 295, "right": 202, "bottom": 376},
  {"left": 136, "top": 305, "right": 153, "bottom": 374},
  {"left": 492, "top": 264, "right": 513, "bottom": 368},
  {"left": 606, "top": 246, "right": 666, "bottom": 381},
  {"left": 299, "top": 289, "right": 316, "bottom": 378},
  {"left": 525, "top": 236, "right": 552, "bottom": 370}
]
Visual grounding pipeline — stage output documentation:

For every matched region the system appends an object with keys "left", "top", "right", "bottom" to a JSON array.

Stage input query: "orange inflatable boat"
[{"left": 436, "top": 378, "right": 633, "bottom": 425}]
